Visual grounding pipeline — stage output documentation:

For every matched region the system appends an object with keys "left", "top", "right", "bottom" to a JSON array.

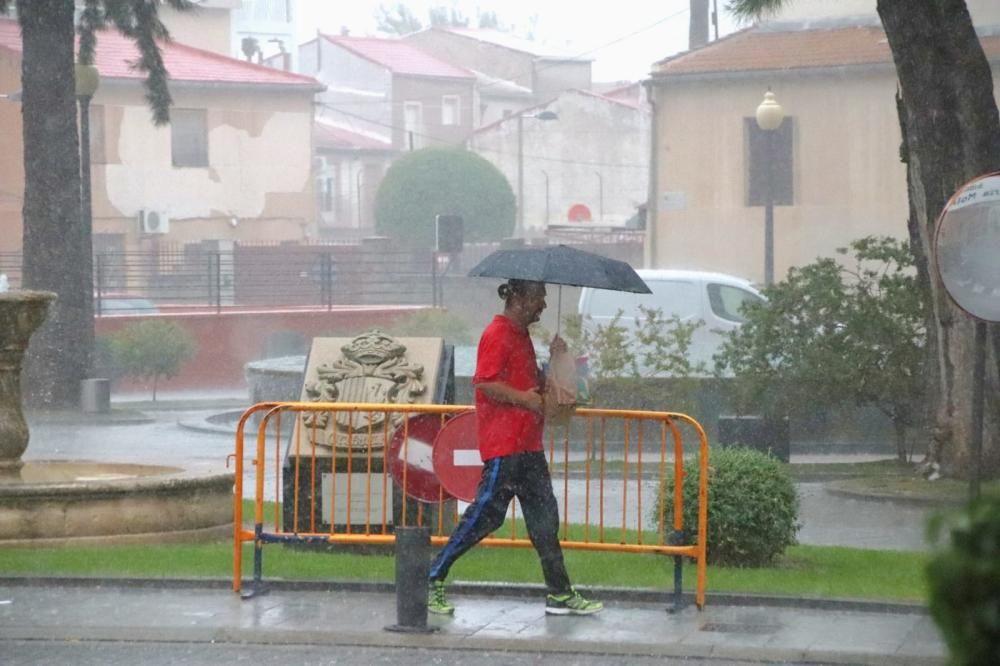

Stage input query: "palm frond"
[{"left": 726, "top": 0, "right": 788, "bottom": 23}]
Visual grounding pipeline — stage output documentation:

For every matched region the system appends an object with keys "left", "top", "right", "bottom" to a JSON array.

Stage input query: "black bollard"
[{"left": 384, "top": 526, "right": 438, "bottom": 633}]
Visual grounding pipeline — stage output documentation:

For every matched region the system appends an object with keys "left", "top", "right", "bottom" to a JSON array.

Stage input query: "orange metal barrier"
[{"left": 232, "top": 402, "right": 709, "bottom": 609}]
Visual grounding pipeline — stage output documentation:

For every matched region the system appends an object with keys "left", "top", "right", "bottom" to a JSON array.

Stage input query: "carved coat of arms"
[{"left": 302, "top": 330, "right": 425, "bottom": 451}]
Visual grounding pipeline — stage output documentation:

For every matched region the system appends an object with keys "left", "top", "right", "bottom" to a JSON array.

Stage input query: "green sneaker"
[
  {"left": 545, "top": 587, "right": 603, "bottom": 615},
  {"left": 428, "top": 580, "right": 455, "bottom": 615}
]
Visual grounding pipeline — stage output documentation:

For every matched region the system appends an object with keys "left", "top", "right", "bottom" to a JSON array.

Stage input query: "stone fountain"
[{"left": 0, "top": 291, "right": 233, "bottom": 546}]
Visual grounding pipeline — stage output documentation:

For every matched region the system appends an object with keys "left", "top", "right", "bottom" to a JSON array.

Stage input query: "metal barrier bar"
[{"left": 232, "top": 402, "right": 709, "bottom": 609}]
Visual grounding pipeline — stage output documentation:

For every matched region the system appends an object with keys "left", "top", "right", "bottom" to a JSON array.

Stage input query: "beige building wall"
[
  {"left": 651, "top": 67, "right": 909, "bottom": 281},
  {"left": 159, "top": 4, "right": 234, "bottom": 55},
  {"left": 86, "top": 83, "right": 316, "bottom": 252},
  {"left": 0, "top": 53, "right": 23, "bottom": 254}
]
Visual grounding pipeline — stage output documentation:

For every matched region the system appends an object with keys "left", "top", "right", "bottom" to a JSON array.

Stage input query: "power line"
[{"left": 317, "top": 102, "right": 647, "bottom": 170}]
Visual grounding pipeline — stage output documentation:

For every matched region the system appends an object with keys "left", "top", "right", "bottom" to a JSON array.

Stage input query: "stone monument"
[{"left": 283, "top": 329, "right": 455, "bottom": 534}]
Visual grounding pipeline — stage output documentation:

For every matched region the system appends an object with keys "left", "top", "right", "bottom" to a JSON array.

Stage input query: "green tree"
[
  {"left": 374, "top": 3, "right": 422, "bottom": 34},
  {"left": 3, "top": 0, "right": 190, "bottom": 406},
  {"left": 374, "top": 147, "right": 515, "bottom": 247},
  {"left": 731, "top": 0, "right": 1000, "bottom": 478},
  {"left": 715, "top": 237, "right": 928, "bottom": 461},
  {"left": 110, "top": 320, "right": 196, "bottom": 401}
]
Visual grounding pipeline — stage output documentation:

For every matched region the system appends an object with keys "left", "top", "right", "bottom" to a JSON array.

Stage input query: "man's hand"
[{"left": 523, "top": 388, "right": 544, "bottom": 413}]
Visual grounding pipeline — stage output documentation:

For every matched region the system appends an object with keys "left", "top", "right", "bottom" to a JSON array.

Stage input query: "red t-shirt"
[{"left": 473, "top": 315, "right": 544, "bottom": 461}]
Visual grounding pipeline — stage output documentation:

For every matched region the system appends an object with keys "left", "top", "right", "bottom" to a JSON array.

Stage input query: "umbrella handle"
[{"left": 556, "top": 285, "right": 562, "bottom": 336}]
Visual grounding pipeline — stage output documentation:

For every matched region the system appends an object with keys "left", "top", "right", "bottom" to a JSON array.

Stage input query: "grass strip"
[{"left": 0, "top": 525, "right": 929, "bottom": 604}]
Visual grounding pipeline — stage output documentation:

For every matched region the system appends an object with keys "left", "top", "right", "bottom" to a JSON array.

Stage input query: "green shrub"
[
  {"left": 655, "top": 446, "right": 799, "bottom": 566},
  {"left": 387, "top": 309, "right": 474, "bottom": 345},
  {"left": 109, "top": 320, "right": 196, "bottom": 400},
  {"left": 374, "top": 147, "right": 515, "bottom": 247},
  {"left": 926, "top": 492, "right": 1000, "bottom": 665}
]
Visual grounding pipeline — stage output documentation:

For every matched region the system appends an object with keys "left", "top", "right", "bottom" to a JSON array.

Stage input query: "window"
[
  {"left": 441, "top": 95, "right": 460, "bottom": 126},
  {"left": 744, "top": 116, "right": 793, "bottom": 206},
  {"left": 171, "top": 109, "right": 208, "bottom": 167},
  {"left": 403, "top": 101, "right": 422, "bottom": 149},
  {"left": 707, "top": 283, "right": 764, "bottom": 323}
]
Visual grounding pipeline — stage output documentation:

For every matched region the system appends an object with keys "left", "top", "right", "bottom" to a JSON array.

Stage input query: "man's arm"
[{"left": 475, "top": 381, "right": 543, "bottom": 413}]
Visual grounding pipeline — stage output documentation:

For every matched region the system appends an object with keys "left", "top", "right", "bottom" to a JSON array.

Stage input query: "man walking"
[{"left": 427, "top": 279, "right": 602, "bottom": 616}]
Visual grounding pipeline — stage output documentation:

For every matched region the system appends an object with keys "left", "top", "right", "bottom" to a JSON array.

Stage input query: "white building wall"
[{"left": 469, "top": 91, "right": 649, "bottom": 235}]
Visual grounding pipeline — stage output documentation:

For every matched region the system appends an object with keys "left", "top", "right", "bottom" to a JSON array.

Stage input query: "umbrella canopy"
[{"left": 467, "top": 244, "right": 651, "bottom": 294}]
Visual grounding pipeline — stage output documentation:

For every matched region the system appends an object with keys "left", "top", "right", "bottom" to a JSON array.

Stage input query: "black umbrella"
[
  {"left": 467, "top": 244, "right": 651, "bottom": 330},
  {"left": 467, "top": 244, "right": 651, "bottom": 294}
]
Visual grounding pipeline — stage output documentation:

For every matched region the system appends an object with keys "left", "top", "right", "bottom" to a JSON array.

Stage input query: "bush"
[
  {"left": 374, "top": 147, "right": 515, "bottom": 247},
  {"left": 387, "top": 309, "right": 474, "bottom": 345},
  {"left": 655, "top": 446, "right": 799, "bottom": 566},
  {"left": 926, "top": 492, "right": 1000, "bottom": 664},
  {"left": 109, "top": 320, "right": 196, "bottom": 400}
]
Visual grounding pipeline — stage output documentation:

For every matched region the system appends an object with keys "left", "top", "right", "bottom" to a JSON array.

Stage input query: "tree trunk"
[
  {"left": 17, "top": 0, "right": 94, "bottom": 407},
  {"left": 892, "top": 418, "right": 908, "bottom": 463},
  {"left": 878, "top": 0, "right": 1000, "bottom": 478}
]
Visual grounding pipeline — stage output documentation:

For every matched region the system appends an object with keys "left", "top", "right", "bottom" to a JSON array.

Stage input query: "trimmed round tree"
[{"left": 375, "top": 148, "right": 515, "bottom": 247}]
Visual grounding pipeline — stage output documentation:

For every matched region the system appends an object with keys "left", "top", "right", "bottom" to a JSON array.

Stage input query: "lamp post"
[
  {"left": 594, "top": 170, "right": 603, "bottom": 222},
  {"left": 540, "top": 169, "right": 550, "bottom": 226},
  {"left": 76, "top": 63, "right": 99, "bottom": 342},
  {"left": 755, "top": 90, "right": 784, "bottom": 286},
  {"left": 356, "top": 168, "right": 363, "bottom": 228},
  {"left": 516, "top": 110, "right": 558, "bottom": 236}
]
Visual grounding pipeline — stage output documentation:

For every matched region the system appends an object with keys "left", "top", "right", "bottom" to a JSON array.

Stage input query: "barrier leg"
[
  {"left": 667, "top": 529, "right": 686, "bottom": 614},
  {"left": 240, "top": 524, "right": 269, "bottom": 600},
  {"left": 385, "top": 526, "right": 437, "bottom": 633}
]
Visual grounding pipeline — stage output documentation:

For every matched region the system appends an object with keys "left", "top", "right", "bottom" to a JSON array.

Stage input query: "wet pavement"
[
  {"left": 0, "top": 580, "right": 945, "bottom": 665},
  {"left": 5, "top": 391, "right": 951, "bottom": 664}
]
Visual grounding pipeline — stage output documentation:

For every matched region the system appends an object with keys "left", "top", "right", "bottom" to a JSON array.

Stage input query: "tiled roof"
[
  {"left": 655, "top": 25, "right": 1000, "bottom": 76},
  {"left": 315, "top": 122, "right": 393, "bottom": 152},
  {"left": 0, "top": 18, "right": 321, "bottom": 88},
  {"left": 321, "top": 34, "right": 473, "bottom": 79}
]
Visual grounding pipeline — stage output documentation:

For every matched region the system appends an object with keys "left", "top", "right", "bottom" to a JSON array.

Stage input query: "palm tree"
[
  {"left": 3, "top": 0, "right": 190, "bottom": 405},
  {"left": 728, "top": 0, "right": 1000, "bottom": 477}
]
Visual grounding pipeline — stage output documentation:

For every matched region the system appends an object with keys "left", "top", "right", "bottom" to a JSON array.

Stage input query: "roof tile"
[
  {"left": 321, "top": 34, "right": 473, "bottom": 79},
  {"left": 0, "top": 18, "right": 320, "bottom": 88},
  {"left": 656, "top": 25, "right": 1000, "bottom": 76}
]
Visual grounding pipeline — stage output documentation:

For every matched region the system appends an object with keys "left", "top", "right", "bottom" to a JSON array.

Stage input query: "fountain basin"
[{"left": 0, "top": 461, "right": 233, "bottom": 546}]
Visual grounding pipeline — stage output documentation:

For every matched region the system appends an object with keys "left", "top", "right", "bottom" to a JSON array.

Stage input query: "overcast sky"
[{"left": 294, "top": 0, "right": 744, "bottom": 82}]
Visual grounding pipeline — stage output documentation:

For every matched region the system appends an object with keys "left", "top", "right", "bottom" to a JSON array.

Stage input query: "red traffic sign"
[
  {"left": 432, "top": 412, "right": 483, "bottom": 502},
  {"left": 387, "top": 414, "right": 453, "bottom": 503}
]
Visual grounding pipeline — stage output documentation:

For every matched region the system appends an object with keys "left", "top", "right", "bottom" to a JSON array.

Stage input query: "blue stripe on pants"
[{"left": 428, "top": 458, "right": 502, "bottom": 581}]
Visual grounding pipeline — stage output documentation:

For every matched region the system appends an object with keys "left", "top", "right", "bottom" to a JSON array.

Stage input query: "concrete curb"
[
  {"left": 0, "top": 575, "right": 929, "bottom": 615},
  {"left": 0, "top": 623, "right": 944, "bottom": 666}
]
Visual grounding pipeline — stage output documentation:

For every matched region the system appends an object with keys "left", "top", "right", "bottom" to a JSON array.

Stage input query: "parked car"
[
  {"left": 577, "top": 269, "right": 765, "bottom": 374},
  {"left": 94, "top": 293, "right": 158, "bottom": 315}
]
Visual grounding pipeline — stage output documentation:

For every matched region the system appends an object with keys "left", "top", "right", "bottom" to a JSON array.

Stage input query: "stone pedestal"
[{"left": 0, "top": 291, "right": 55, "bottom": 472}]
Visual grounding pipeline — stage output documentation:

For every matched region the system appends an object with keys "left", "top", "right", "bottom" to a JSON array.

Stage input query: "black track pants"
[{"left": 428, "top": 450, "right": 571, "bottom": 595}]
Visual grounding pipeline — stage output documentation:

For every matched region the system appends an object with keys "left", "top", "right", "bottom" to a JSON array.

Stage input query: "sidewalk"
[
  {"left": 0, "top": 579, "right": 944, "bottom": 665},
  {"left": 8, "top": 397, "right": 950, "bottom": 663}
]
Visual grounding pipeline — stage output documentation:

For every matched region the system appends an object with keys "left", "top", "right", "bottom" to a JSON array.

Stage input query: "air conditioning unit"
[{"left": 139, "top": 209, "right": 170, "bottom": 234}]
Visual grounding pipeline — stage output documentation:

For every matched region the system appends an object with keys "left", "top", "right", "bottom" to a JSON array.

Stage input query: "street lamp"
[
  {"left": 540, "top": 169, "right": 550, "bottom": 226},
  {"left": 755, "top": 89, "right": 784, "bottom": 286},
  {"left": 76, "top": 63, "right": 99, "bottom": 326},
  {"left": 594, "top": 170, "right": 603, "bottom": 222},
  {"left": 516, "top": 109, "right": 558, "bottom": 236}
]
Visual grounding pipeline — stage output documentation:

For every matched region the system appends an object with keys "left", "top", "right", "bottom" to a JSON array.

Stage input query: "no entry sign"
[
  {"left": 387, "top": 414, "right": 453, "bottom": 503},
  {"left": 431, "top": 412, "right": 483, "bottom": 502}
]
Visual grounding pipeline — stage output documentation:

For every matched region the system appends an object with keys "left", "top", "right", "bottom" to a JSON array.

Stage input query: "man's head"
[{"left": 498, "top": 279, "right": 547, "bottom": 326}]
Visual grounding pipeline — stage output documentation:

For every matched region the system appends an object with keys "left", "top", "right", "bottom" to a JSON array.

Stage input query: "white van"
[{"left": 577, "top": 269, "right": 765, "bottom": 374}]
